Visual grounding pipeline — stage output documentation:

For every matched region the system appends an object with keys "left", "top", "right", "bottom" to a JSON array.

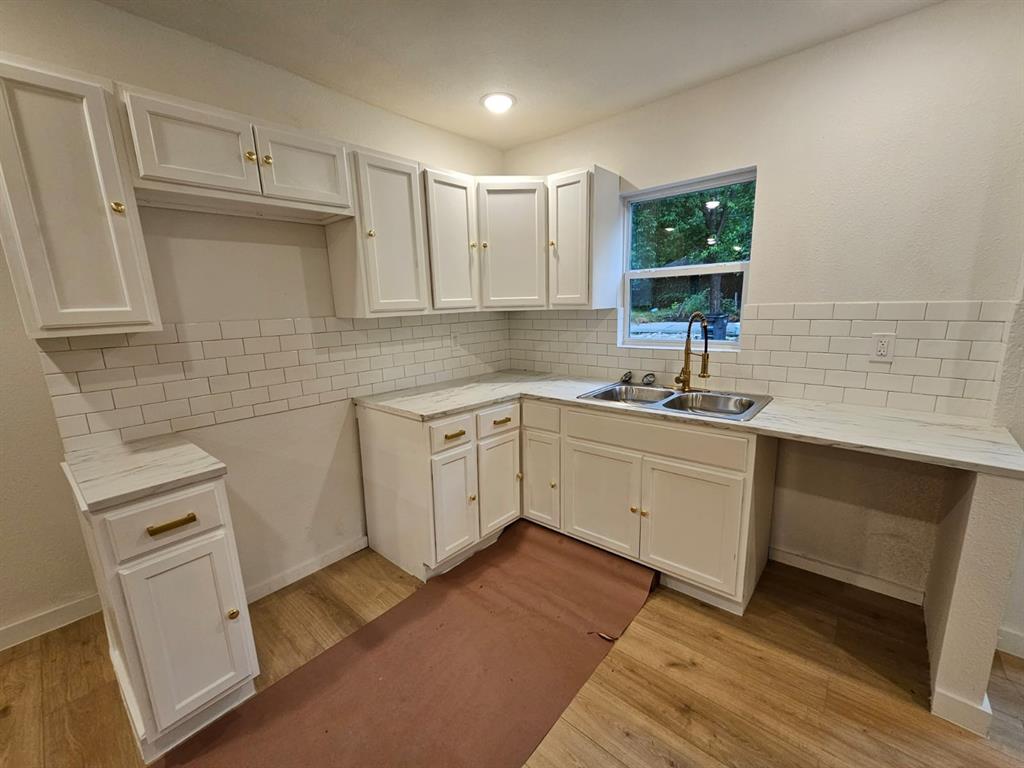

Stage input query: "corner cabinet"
[
  {"left": 356, "top": 400, "right": 522, "bottom": 581},
  {"left": 477, "top": 179, "right": 547, "bottom": 307},
  {"left": 63, "top": 460, "right": 258, "bottom": 764},
  {"left": 0, "top": 60, "right": 161, "bottom": 338}
]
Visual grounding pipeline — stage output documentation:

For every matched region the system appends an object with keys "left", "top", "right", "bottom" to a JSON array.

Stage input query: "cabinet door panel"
[
  {"left": 254, "top": 125, "right": 351, "bottom": 208},
  {"left": 523, "top": 430, "right": 560, "bottom": 528},
  {"left": 424, "top": 169, "right": 477, "bottom": 309},
  {"left": 478, "top": 181, "right": 546, "bottom": 307},
  {"left": 119, "top": 531, "right": 254, "bottom": 732},
  {"left": 0, "top": 64, "right": 158, "bottom": 333},
  {"left": 478, "top": 431, "right": 520, "bottom": 537},
  {"left": 431, "top": 444, "right": 479, "bottom": 562},
  {"left": 640, "top": 457, "right": 744, "bottom": 596},
  {"left": 563, "top": 438, "right": 641, "bottom": 557},
  {"left": 548, "top": 170, "right": 590, "bottom": 305},
  {"left": 125, "top": 92, "right": 261, "bottom": 193},
  {"left": 355, "top": 152, "right": 429, "bottom": 312}
]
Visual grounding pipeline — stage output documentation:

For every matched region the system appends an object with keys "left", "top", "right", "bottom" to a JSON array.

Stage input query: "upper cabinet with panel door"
[
  {"left": 424, "top": 169, "right": 478, "bottom": 310},
  {"left": 477, "top": 179, "right": 547, "bottom": 308},
  {"left": 0, "top": 59, "right": 161, "bottom": 338},
  {"left": 327, "top": 151, "right": 430, "bottom": 316},
  {"left": 546, "top": 166, "right": 622, "bottom": 309},
  {"left": 122, "top": 89, "right": 352, "bottom": 223}
]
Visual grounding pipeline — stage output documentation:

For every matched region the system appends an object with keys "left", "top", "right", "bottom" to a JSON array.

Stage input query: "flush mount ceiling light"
[{"left": 481, "top": 93, "right": 516, "bottom": 114}]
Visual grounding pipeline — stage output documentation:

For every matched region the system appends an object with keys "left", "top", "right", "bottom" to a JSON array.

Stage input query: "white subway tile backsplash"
[
  {"left": 226, "top": 354, "right": 266, "bottom": 374},
  {"left": 190, "top": 393, "right": 233, "bottom": 414},
  {"left": 945, "top": 322, "right": 1004, "bottom": 341},
  {"left": 917, "top": 339, "right": 972, "bottom": 359},
  {"left": 809, "top": 320, "right": 851, "bottom": 337},
  {"left": 104, "top": 346, "right": 157, "bottom": 368},
  {"left": 896, "top": 321, "right": 947, "bottom": 339},
  {"left": 875, "top": 302, "right": 926, "bottom": 321},
  {"left": 832, "top": 302, "right": 877, "bottom": 320},
  {"left": 57, "top": 414, "right": 90, "bottom": 438},
  {"left": 220, "top": 320, "right": 261, "bottom": 339},
  {"left": 156, "top": 342, "right": 204, "bottom": 363},
  {"left": 120, "top": 422, "right": 171, "bottom": 442},
  {"left": 913, "top": 377, "right": 965, "bottom": 397},
  {"left": 134, "top": 363, "right": 185, "bottom": 385},
  {"left": 757, "top": 303, "right": 795, "bottom": 319},
  {"left": 45, "top": 373, "right": 80, "bottom": 396},
  {"left": 243, "top": 336, "right": 281, "bottom": 354},
  {"left": 52, "top": 391, "right": 114, "bottom": 416},
  {"left": 87, "top": 406, "right": 143, "bottom": 432},
  {"left": 939, "top": 359, "right": 998, "bottom": 380},
  {"left": 172, "top": 414, "right": 215, "bottom": 431},
  {"left": 260, "top": 318, "right": 295, "bottom": 336},
  {"left": 128, "top": 326, "right": 178, "bottom": 346},
  {"left": 142, "top": 399, "right": 190, "bottom": 423},
  {"left": 209, "top": 373, "right": 251, "bottom": 393},
  {"left": 78, "top": 367, "right": 136, "bottom": 392},
  {"left": 980, "top": 301, "right": 1016, "bottom": 322},
  {"left": 42, "top": 350, "right": 105, "bottom": 373},
  {"left": 925, "top": 301, "right": 981, "bottom": 321},
  {"left": 69, "top": 333, "right": 127, "bottom": 350},
  {"left": 793, "top": 303, "right": 833, "bottom": 320},
  {"left": 164, "top": 378, "right": 211, "bottom": 400},
  {"left": 176, "top": 322, "right": 222, "bottom": 342},
  {"left": 113, "top": 384, "right": 165, "bottom": 408},
  {"left": 184, "top": 358, "right": 227, "bottom": 379},
  {"left": 202, "top": 339, "right": 244, "bottom": 358}
]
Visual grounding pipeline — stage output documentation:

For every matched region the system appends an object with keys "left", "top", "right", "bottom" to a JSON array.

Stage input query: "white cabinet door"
[
  {"left": 424, "top": 169, "right": 477, "bottom": 309},
  {"left": 547, "top": 170, "right": 590, "bottom": 305},
  {"left": 125, "top": 92, "right": 261, "bottom": 193},
  {"left": 477, "top": 181, "right": 546, "bottom": 307},
  {"left": 431, "top": 443, "right": 479, "bottom": 562},
  {"left": 355, "top": 152, "right": 429, "bottom": 312},
  {"left": 562, "top": 438, "right": 641, "bottom": 557},
  {"left": 639, "top": 457, "right": 745, "bottom": 596},
  {"left": 523, "top": 430, "right": 560, "bottom": 528},
  {"left": 0, "top": 63, "right": 160, "bottom": 335},
  {"left": 119, "top": 531, "right": 255, "bottom": 732},
  {"left": 253, "top": 125, "right": 351, "bottom": 208},
  {"left": 478, "top": 431, "right": 520, "bottom": 537}
]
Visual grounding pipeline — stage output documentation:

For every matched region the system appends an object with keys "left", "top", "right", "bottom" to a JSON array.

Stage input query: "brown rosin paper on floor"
[{"left": 158, "top": 520, "right": 655, "bottom": 768}]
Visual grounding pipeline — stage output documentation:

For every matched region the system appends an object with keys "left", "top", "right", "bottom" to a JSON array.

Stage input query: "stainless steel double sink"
[{"left": 578, "top": 383, "right": 772, "bottom": 421}]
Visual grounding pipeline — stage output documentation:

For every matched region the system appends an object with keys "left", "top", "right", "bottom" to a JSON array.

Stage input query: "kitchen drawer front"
[
  {"left": 522, "top": 400, "right": 560, "bottom": 433},
  {"left": 564, "top": 409, "right": 749, "bottom": 473},
  {"left": 428, "top": 413, "right": 476, "bottom": 453},
  {"left": 104, "top": 481, "right": 225, "bottom": 563},
  {"left": 476, "top": 402, "right": 520, "bottom": 439}
]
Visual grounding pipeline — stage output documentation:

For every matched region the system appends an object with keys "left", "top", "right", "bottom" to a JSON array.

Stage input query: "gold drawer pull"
[
  {"left": 146, "top": 512, "right": 197, "bottom": 537},
  {"left": 492, "top": 416, "right": 512, "bottom": 425},
  {"left": 444, "top": 428, "right": 466, "bottom": 440},
  {"left": 227, "top": 608, "right": 240, "bottom": 620}
]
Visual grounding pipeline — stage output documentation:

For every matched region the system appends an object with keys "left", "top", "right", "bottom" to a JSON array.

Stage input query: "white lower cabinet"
[
  {"left": 522, "top": 429, "right": 560, "bottom": 527},
  {"left": 478, "top": 431, "right": 521, "bottom": 536},
  {"left": 64, "top": 472, "right": 258, "bottom": 763},
  {"left": 639, "top": 457, "right": 745, "bottom": 596},
  {"left": 431, "top": 443, "right": 480, "bottom": 562},
  {"left": 562, "top": 439, "right": 642, "bottom": 557}
]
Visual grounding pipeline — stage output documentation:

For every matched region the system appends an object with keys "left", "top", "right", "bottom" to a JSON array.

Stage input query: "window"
[{"left": 623, "top": 168, "right": 755, "bottom": 347}]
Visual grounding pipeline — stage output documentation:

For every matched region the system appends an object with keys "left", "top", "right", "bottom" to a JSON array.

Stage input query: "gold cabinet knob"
[
  {"left": 262, "top": 154, "right": 273, "bottom": 165},
  {"left": 469, "top": 494, "right": 477, "bottom": 502},
  {"left": 550, "top": 481, "right": 557, "bottom": 488},
  {"left": 367, "top": 229, "right": 376, "bottom": 238},
  {"left": 244, "top": 150, "right": 258, "bottom": 162},
  {"left": 516, "top": 472, "right": 523, "bottom": 480},
  {"left": 469, "top": 241, "right": 477, "bottom": 249},
  {"left": 110, "top": 201, "right": 126, "bottom": 214},
  {"left": 481, "top": 242, "right": 488, "bottom": 249},
  {"left": 227, "top": 609, "right": 240, "bottom": 620},
  {"left": 629, "top": 506, "right": 638, "bottom": 515},
  {"left": 549, "top": 240, "right": 556, "bottom": 247},
  {"left": 640, "top": 509, "right": 650, "bottom": 518}
]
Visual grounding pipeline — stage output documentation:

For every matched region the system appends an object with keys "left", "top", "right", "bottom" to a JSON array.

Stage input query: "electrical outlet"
[{"left": 872, "top": 332, "right": 896, "bottom": 361}]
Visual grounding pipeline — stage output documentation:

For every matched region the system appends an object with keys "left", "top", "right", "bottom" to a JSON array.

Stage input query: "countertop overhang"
[{"left": 355, "top": 371, "right": 1024, "bottom": 480}]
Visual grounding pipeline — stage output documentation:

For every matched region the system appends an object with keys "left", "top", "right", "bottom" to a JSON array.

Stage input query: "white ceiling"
[{"left": 100, "top": 0, "right": 937, "bottom": 149}]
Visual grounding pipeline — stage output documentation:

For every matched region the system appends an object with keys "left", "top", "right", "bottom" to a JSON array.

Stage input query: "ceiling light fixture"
[{"left": 481, "top": 93, "right": 516, "bottom": 114}]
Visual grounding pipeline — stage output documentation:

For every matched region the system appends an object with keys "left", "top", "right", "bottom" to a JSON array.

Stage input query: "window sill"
[{"left": 617, "top": 340, "right": 741, "bottom": 354}]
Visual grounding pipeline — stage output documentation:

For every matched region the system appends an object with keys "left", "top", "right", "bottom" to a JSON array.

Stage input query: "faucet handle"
[
  {"left": 619, "top": 371, "right": 633, "bottom": 383},
  {"left": 641, "top": 372, "right": 657, "bottom": 385}
]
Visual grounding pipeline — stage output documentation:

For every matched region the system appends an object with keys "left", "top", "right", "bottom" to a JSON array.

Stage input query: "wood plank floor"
[{"left": 1, "top": 549, "right": 1021, "bottom": 767}]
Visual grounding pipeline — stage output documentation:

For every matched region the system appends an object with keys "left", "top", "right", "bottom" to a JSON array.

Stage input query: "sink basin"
[
  {"left": 657, "top": 391, "right": 772, "bottom": 421},
  {"left": 579, "top": 383, "right": 676, "bottom": 404}
]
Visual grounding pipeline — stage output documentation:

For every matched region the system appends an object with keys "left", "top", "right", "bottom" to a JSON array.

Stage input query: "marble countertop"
[
  {"left": 63, "top": 434, "right": 226, "bottom": 513},
  {"left": 355, "top": 371, "right": 1024, "bottom": 479}
]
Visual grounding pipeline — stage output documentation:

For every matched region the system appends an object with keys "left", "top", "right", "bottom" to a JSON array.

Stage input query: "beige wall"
[{"left": 504, "top": 0, "right": 1024, "bottom": 304}]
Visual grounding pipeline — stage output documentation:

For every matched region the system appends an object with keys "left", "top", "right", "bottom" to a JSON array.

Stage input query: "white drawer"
[
  {"left": 522, "top": 400, "right": 560, "bottom": 433},
  {"left": 104, "top": 480, "right": 226, "bottom": 563},
  {"left": 429, "top": 413, "right": 476, "bottom": 453},
  {"left": 476, "top": 402, "right": 520, "bottom": 439}
]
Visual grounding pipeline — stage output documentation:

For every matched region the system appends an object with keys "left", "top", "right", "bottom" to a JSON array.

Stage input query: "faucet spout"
[{"left": 674, "top": 311, "right": 711, "bottom": 392}]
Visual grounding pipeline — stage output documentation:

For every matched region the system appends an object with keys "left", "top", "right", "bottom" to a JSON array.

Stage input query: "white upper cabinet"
[
  {"left": 547, "top": 170, "right": 591, "bottom": 306},
  {"left": 424, "top": 169, "right": 478, "bottom": 309},
  {"left": 253, "top": 125, "right": 351, "bottom": 208},
  {"left": 477, "top": 180, "right": 547, "bottom": 307},
  {"left": 354, "top": 152, "right": 430, "bottom": 312},
  {"left": 125, "top": 92, "right": 262, "bottom": 194},
  {"left": 0, "top": 61, "right": 160, "bottom": 337}
]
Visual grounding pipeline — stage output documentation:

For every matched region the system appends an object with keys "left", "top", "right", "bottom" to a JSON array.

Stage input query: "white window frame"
[{"left": 619, "top": 166, "right": 756, "bottom": 350}]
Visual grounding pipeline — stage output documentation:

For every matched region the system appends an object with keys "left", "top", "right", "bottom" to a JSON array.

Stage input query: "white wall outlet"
[{"left": 872, "top": 332, "right": 896, "bottom": 361}]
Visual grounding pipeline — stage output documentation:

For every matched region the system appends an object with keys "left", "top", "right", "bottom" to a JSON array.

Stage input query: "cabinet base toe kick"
[{"left": 357, "top": 401, "right": 777, "bottom": 615}]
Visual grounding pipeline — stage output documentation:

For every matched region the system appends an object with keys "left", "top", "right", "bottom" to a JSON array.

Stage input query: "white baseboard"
[
  {"left": 244, "top": 534, "right": 369, "bottom": 603},
  {"left": 769, "top": 547, "right": 924, "bottom": 605},
  {"left": 997, "top": 626, "right": 1024, "bottom": 658},
  {"left": 660, "top": 574, "right": 746, "bottom": 616},
  {"left": 0, "top": 592, "right": 101, "bottom": 652},
  {"left": 931, "top": 687, "right": 993, "bottom": 736}
]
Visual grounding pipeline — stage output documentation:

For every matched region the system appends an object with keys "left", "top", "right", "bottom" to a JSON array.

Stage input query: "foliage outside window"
[{"left": 623, "top": 170, "right": 755, "bottom": 346}]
